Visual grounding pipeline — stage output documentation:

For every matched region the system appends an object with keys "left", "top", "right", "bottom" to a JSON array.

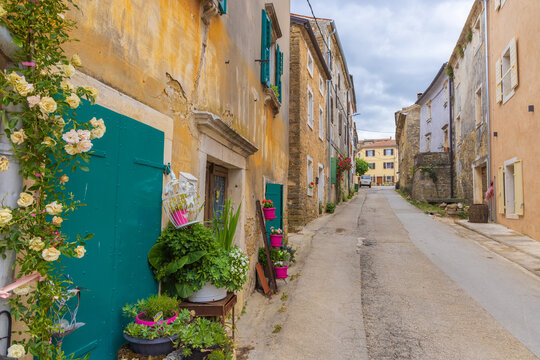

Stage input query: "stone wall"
[
  {"left": 287, "top": 25, "right": 329, "bottom": 232},
  {"left": 396, "top": 104, "right": 420, "bottom": 190},
  {"left": 412, "top": 152, "right": 452, "bottom": 202}
]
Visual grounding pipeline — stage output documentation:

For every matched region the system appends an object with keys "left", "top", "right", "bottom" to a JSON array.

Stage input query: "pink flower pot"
[
  {"left": 135, "top": 312, "right": 178, "bottom": 327},
  {"left": 270, "top": 234, "right": 283, "bottom": 247},
  {"left": 274, "top": 266, "right": 288, "bottom": 279},
  {"left": 263, "top": 207, "right": 276, "bottom": 220},
  {"left": 172, "top": 210, "right": 188, "bottom": 225}
]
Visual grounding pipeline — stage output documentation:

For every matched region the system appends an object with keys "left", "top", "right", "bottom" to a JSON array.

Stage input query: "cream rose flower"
[
  {"left": 64, "top": 143, "right": 80, "bottom": 155},
  {"left": 6, "top": 72, "right": 21, "bottom": 85},
  {"left": 7, "top": 344, "right": 25, "bottom": 358},
  {"left": 56, "top": 117, "right": 66, "bottom": 128},
  {"left": 89, "top": 117, "right": 104, "bottom": 128},
  {"left": 74, "top": 245, "right": 86, "bottom": 258},
  {"left": 77, "top": 129, "right": 91, "bottom": 141},
  {"left": 41, "top": 136, "right": 57, "bottom": 147},
  {"left": 39, "top": 96, "right": 57, "bottom": 114},
  {"left": 59, "top": 174, "right": 69, "bottom": 184},
  {"left": 77, "top": 140, "right": 93, "bottom": 153},
  {"left": 71, "top": 54, "right": 82, "bottom": 67},
  {"left": 17, "top": 193, "right": 34, "bottom": 208},
  {"left": 60, "top": 79, "right": 75, "bottom": 92},
  {"left": 63, "top": 64, "right": 75, "bottom": 78},
  {"left": 27, "top": 95, "right": 40, "bottom": 108},
  {"left": 45, "top": 201, "right": 63, "bottom": 215},
  {"left": 0, "top": 208, "right": 12, "bottom": 227},
  {"left": 52, "top": 216, "right": 63, "bottom": 226},
  {"left": 65, "top": 93, "right": 80, "bottom": 109},
  {"left": 84, "top": 86, "right": 99, "bottom": 100},
  {"left": 29, "top": 237, "right": 45, "bottom": 251},
  {"left": 10, "top": 129, "right": 27, "bottom": 145},
  {"left": 62, "top": 129, "right": 79, "bottom": 144},
  {"left": 13, "top": 284, "right": 31, "bottom": 296},
  {"left": 0, "top": 6, "right": 7, "bottom": 18},
  {"left": 0, "top": 156, "right": 8, "bottom": 172},
  {"left": 90, "top": 126, "right": 105, "bottom": 140},
  {"left": 42, "top": 247, "right": 61, "bottom": 262},
  {"left": 14, "top": 79, "right": 34, "bottom": 96}
]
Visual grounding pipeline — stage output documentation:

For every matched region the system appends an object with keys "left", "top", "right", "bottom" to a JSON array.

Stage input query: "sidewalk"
[{"left": 455, "top": 220, "right": 540, "bottom": 277}]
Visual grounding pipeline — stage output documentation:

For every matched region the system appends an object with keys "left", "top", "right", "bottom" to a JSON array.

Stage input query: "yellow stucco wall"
[
  {"left": 358, "top": 145, "right": 399, "bottom": 185},
  {"left": 488, "top": 0, "right": 540, "bottom": 240}
]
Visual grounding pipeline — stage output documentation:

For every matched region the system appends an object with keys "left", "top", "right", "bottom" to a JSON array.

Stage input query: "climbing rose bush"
[{"left": 0, "top": 0, "right": 105, "bottom": 358}]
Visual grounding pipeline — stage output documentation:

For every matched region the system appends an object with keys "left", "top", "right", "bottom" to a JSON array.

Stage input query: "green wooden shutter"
[
  {"left": 331, "top": 157, "right": 337, "bottom": 184},
  {"left": 275, "top": 45, "right": 283, "bottom": 102},
  {"left": 260, "top": 9, "right": 271, "bottom": 87},
  {"left": 218, "top": 0, "right": 227, "bottom": 14},
  {"left": 265, "top": 183, "right": 283, "bottom": 243}
]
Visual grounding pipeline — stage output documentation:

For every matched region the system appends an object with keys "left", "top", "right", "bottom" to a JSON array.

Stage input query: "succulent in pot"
[{"left": 179, "top": 317, "right": 234, "bottom": 360}]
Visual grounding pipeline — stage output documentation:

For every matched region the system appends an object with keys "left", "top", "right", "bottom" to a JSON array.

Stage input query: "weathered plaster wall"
[
  {"left": 287, "top": 25, "right": 329, "bottom": 232},
  {"left": 488, "top": 0, "right": 540, "bottom": 240},
  {"left": 65, "top": 0, "right": 291, "bottom": 305},
  {"left": 395, "top": 104, "right": 420, "bottom": 190},
  {"left": 412, "top": 152, "right": 452, "bottom": 202},
  {"left": 450, "top": 1, "right": 488, "bottom": 205},
  {"left": 418, "top": 69, "right": 450, "bottom": 152}
]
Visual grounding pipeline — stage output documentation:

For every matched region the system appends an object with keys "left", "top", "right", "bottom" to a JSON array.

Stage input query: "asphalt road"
[{"left": 359, "top": 187, "right": 537, "bottom": 359}]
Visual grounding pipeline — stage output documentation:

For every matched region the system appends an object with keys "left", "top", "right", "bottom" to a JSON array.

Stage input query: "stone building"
[
  {"left": 294, "top": 14, "right": 357, "bottom": 203},
  {"left": 449, "top": 0, "right": 488, "bottom": 205},
  {"left": 488, "top": 0, "right": 540, "bottom": 240},
  {"left": 395, "top": 104, "right": 421, "bottom": 191},
  {"left": 0, "top": 1, "right": 291, "bottom": 357},
  {"left": 358, "top": 138, "right": 399, "bottom": 185},
  {"left": 287, "top": 15, "right": 331, "bottom": 232}
]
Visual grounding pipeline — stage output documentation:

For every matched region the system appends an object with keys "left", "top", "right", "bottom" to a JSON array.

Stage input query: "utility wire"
[{"left": 306, "top": 0, "right": 331, "bottom": 59}]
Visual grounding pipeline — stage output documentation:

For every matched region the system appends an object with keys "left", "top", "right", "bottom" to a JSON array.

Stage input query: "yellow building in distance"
[{"left": 358, "top": 138, "right": 399, "bottom": 185}]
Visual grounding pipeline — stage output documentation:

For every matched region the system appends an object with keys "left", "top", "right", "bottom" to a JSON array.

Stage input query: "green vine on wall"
[{"left": 0, "top": 1, "right": 104, "bottom": 358}]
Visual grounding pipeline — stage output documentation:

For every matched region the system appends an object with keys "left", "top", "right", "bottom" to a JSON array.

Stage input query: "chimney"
[{"left": 417, "top": 92, "right": 423, "bottom": 100}]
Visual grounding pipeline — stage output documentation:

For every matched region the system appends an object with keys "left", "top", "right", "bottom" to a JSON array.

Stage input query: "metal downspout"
[
  {"left": 449, "top": 75, "right": 455, "bottom": 198},
  {"left": 327, "top": 25, "right": 336, "bottom": 203},
  {"left": 483, "top": 0, "right": 493, "bottom": 220}
]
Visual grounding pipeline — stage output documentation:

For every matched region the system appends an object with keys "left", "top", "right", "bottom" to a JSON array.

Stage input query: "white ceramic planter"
[{"left": 188, "top": 283, "right": 227, "bottom": 303}]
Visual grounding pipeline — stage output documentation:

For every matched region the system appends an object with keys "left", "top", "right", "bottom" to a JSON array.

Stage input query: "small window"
[
  {"left": 386, "top": 176, "right": 393, "bottom": 182},
  {"left": 425, "top": 133, "right": 431, "bottom": 152},
  {"left": 455, "top": 116, "right": 461, "bottom": 144},
  {"left": 455, "top": 83, "right": 462, "bottom": 114},
  {"left": 338, "top": 113, "right": 342, "bottom": 136},
  {"left": 307, "top": 49, "right": 314, "bottom": 77},
  {"left": 497, "top": 38, "right": 518, "bottom": 104},
  {"left": 338, "top": 73, "right": 341, "bottom": 90},
  {"left": 365, "top": 150, "right": 375, "bottom": 157},
  {"left": 384, "top": 149, "right": 394, "bottom": 156},
  {"left": 307, "top": 156, "right": 314, "bottom": 196},
  {"left": 426, "top": 100, "right": 432, "bottom": 122},
  {"left": 368, "top": 163, "right": 375, "bottom": 169},
  {"left": 383, "top": 162, "right": 394, "bottom": 169},
  {"left": 319, "top": 75, "right": 324, "bottom": 95},
  {"left": 319, "top": 106, "right": 324, "bottom": 140},
  {"left": 307, "top": 86, "right": 314, "bottom": 129},
  {"left": 475, "top": 87, "right": 482, "bottom": 126},
  {"left": 443, "top": 127, "right": 449, "bottom": 152}
]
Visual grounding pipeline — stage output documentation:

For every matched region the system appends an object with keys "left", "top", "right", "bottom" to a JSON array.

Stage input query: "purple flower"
[{"left": 21, "top": 62, "right": 36, "bottom": 67}]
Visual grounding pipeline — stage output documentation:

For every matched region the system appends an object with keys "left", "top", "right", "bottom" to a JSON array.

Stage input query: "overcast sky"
[{"left": 291, "top": 0, "right": 473, "bottom": 140}]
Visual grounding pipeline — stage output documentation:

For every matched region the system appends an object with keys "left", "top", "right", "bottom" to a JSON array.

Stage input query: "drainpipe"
[
  {"left": 0, "top": 27, "right": 22, "bottom": 355},
  {"left": 482, "top": 0, "right": 493, "bottom": 220},
  {"left": 449, "top": 76, "right": 455, "bottom": 199},
  {"left": 327, "top": 25, "right": 336, "bottom": 203}
]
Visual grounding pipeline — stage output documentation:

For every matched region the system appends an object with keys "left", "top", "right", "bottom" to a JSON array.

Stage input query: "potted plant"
[
  {"left": 169, "top": 193, "right": 191, "bottom": 226},
  {"left": 179, "top": 317, "right": 234, "bottom": 360},
  {"left": 121, "top": 298, "right": 191, "bottom": 356},
  {"left": 262, "top": 199, "right": 276, "bottom": 220},
  {"left": 122, "top": 295, "right": 179, "bottom": 327},
  {"left": 269, "top": 227, "right": 283, "bottom": 247},
  {"left": 308, "top": 181, "right": 314, "bottom": 189},
  {"left": 258, "top": 247, "right": 290, "bottom": 279}
]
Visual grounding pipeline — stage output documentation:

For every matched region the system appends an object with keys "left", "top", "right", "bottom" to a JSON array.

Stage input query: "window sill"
[
  {"left": 307, "top": 123, "right": 313, "bottom": 130},
  {"left": 502, "top": 89, "right": 515, "bottom": 105},
  {"left": 264, "top": 87, "right": 281, "bottom": 116},
  {"left": 505, "top": 213, "right": 519, "bottom": 220},
  {"left": 307, "top": 189, "right": 313, "bottom": 197}
]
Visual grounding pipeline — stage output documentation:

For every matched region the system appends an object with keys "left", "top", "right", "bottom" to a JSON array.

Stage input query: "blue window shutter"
[
  {"left": 331, "top": 158, "right": 337, "bottom": 184},
  {"left": 218, "top": 0, "right": 227, "bottom": 14},
  {"left": 260, "top": 9, "right": 271, "bottom": 86}
]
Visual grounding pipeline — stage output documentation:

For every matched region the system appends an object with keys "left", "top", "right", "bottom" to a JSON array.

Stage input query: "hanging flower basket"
[{"left": 162, "top": 171, "right": 200, "bottom": 228}]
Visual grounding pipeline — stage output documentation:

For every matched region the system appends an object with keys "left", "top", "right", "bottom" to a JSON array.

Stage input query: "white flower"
[
  {"left": 13, "top": 284, "right": 31, "bottom": 296},
  {"left": 45, "top": 201, "right": 63, "bottom": 215},
  {"left": 64, "top": 144, "right": 80, "bottom": 155},
  {"left": 6, "top": 72, "right": 21, "bottom": 85},
  {"left": 74, "top": 245, "right": 86, "bottom": 258},
  {"left": 77, "top": 140, "right": 93, "bottom": 153},
  {"left": 0, "top": 156, "right": 8, "bottom": 172},
  {"left": 29, "top": 237, "right": 45, "bottom": 251},
  {"left": 60, "top": 79, "right": 75, "bottom": 92},
  {"left": 0, "top": 208, "right": 12, "bottom": 227},
  {"left": 89, "top": 117, "right": 104, "bottom": 128},
  {"left": 52, "top": 216, "right": 63, "bottom": 226},
  {"left": 62, "top": 129, "right": 79, "bottom": 144},
  {"left": 77, "top": 129, "right": 91, "bottom": 141},
  {"left": 84, "top": 86, "right": 98, "bottom": 100},
  {"left": 7, "top": 344, "right": 25, "bottom": 358},
  {"left": 39, "top": 96, "right": 57, "bottom": 114},
  {"left": 42, "top": 247, "right": 61, "bottom": 262},
  {"left": 71, "top": 54, "right": 82, "bottom": 67},
  {"left": 17, "top": 192, "right": 34, "bottom": 207},
  {"left": 10, "top": 129, "right": 27, "bottom": 145},
  {"left": 14, "top": 78, "right": 34, "bottom": 96},
  {"left": 63, "top": 64, "right": 75, "bottom": 78},
  {"left": 27, "top": 95, "right": 41, "bottom": 108},
  {"left": 90, "top": 126, "right": 105, "bottom": 140},
  {"left": 41, "top": 136, "right": 57, "bottom": 147},
  {"left": 65, "top": 93, "right": 80, "bottom": 109}
]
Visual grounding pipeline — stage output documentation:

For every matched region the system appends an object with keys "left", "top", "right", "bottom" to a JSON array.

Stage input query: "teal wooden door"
[
  {"left": 265, "top": 183, "right": 283, "bottom": 243},
  {"left": 59, "top": 101, "right": 164, "bottom": 359}
]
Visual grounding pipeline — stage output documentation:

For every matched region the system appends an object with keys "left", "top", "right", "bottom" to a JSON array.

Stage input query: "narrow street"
[{"left": 240, "top": 188, "right": 540, "bottom": 359}]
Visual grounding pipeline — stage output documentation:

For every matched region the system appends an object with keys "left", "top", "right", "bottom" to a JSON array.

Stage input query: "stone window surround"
[
  {"left": 307, "top": 48, "right": 314, "bottom": 77},
  {"left": 307, "top": 85, "right": 314, "bottom": 129},
  {"left": 318, "top": 105, "right": 324, "bottom": 141},
  {"left": 504, "top": 157, "right": 519, "bottom": 220},
  {"left": 307, "top": 155, "right": 314, "bottom": 197},
  {"left": 319, "top": 75, "right": 324, "bottom": 96},
  {"left": 193, "top": 110, "right": 259, "bottom": 250}
]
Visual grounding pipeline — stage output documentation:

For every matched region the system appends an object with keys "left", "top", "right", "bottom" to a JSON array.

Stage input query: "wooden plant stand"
[
  {"left": 255, "top": 200, "right": 278, "bottom": 294},
  {"left": 179, "top": 293, "right": 237, "bottom": 338}
]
